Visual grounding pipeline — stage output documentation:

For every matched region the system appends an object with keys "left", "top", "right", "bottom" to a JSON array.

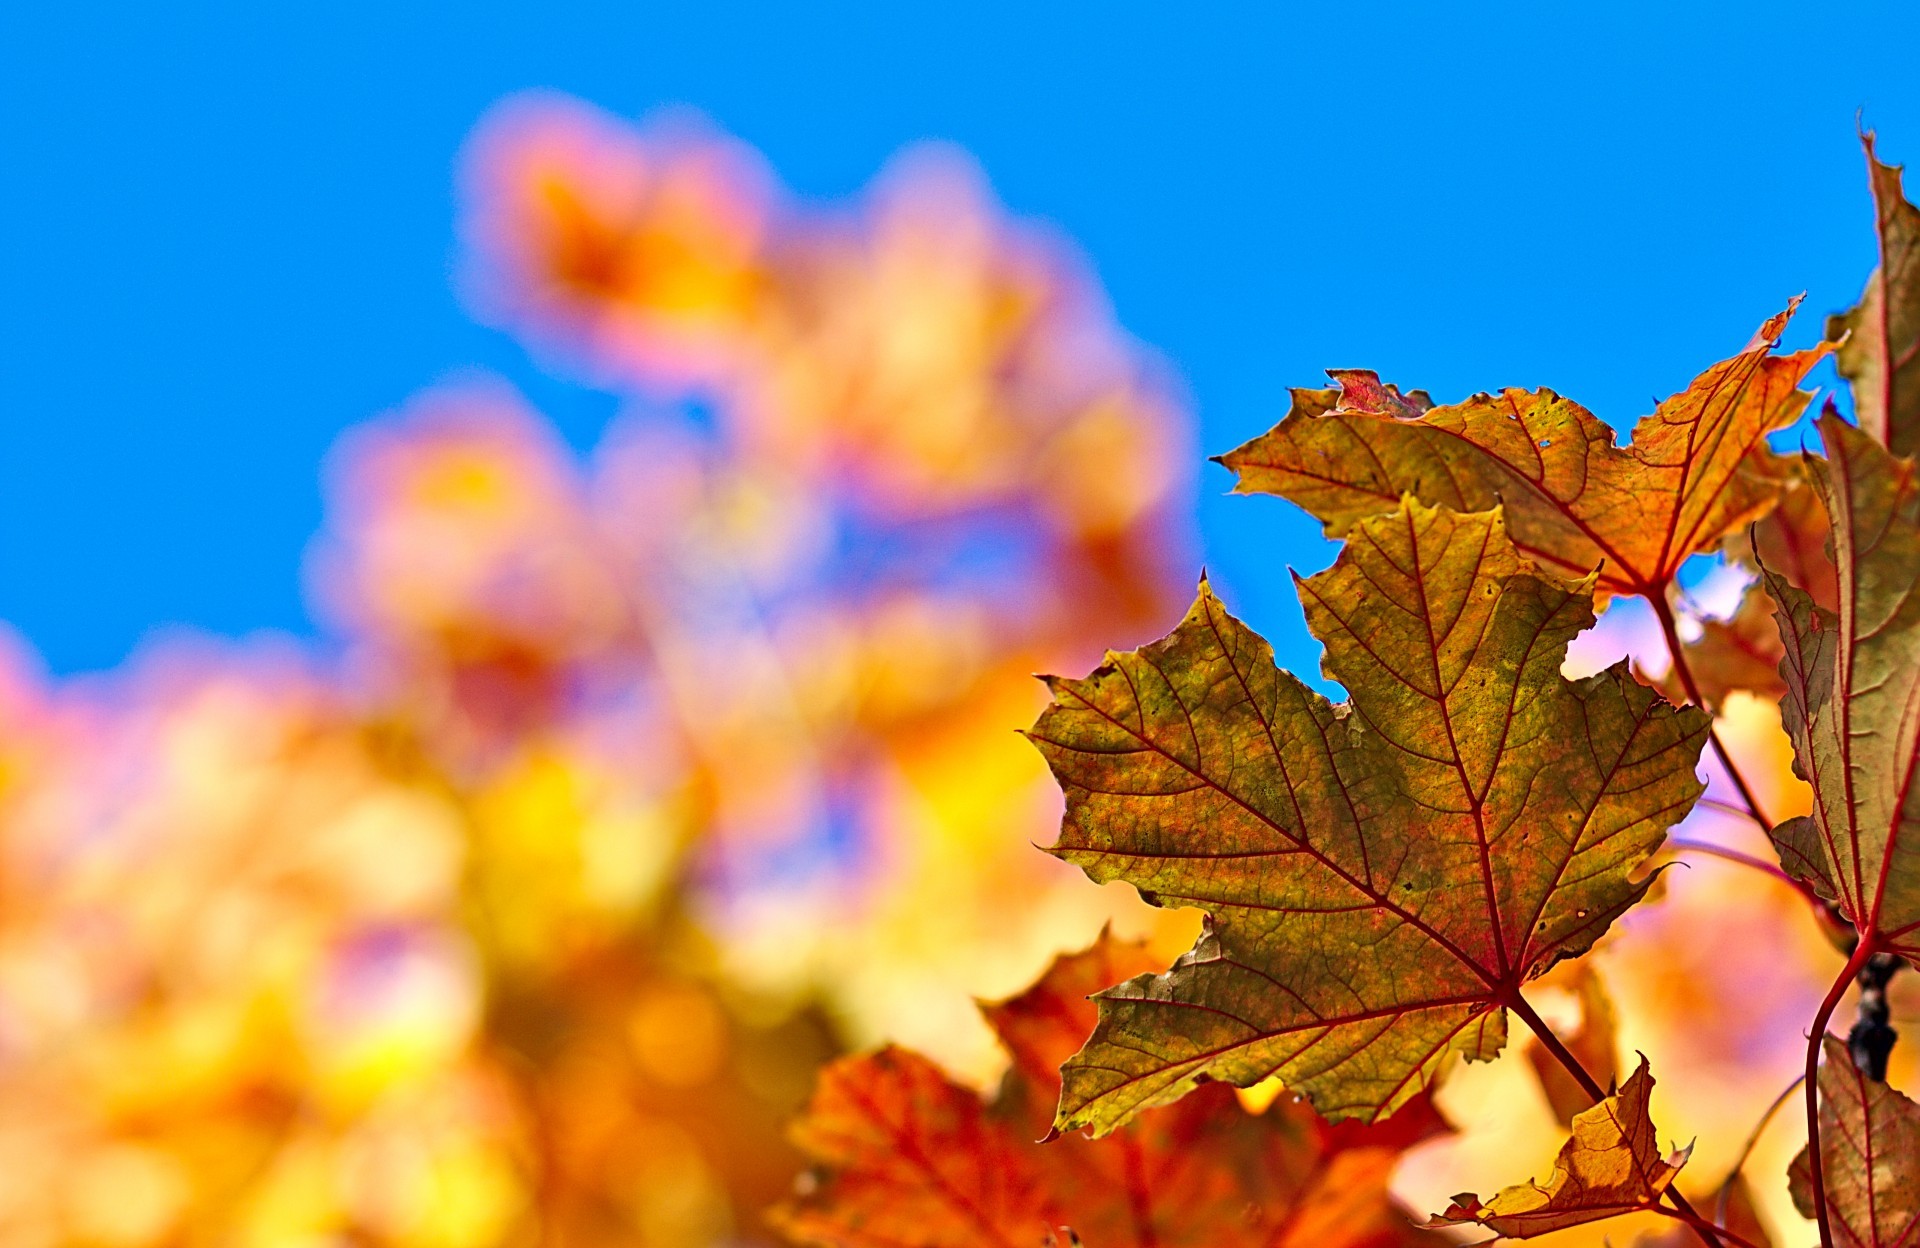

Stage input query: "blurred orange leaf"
[{"left": 773, "top": 931, "right": 1447, "bottom": 1248}]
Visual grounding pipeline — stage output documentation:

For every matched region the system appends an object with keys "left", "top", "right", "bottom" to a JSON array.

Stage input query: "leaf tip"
[{"left": 1746, "top": 295, "right": 1805, "bottom": 353}]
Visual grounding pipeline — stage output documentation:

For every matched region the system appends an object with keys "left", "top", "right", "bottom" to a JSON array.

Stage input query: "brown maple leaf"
[
  {"left": 1028, "top": 498, "right": 1710, "bottom": 1135},
  {"left": 1828, "top": 132, "right": 1920, "bottom": 458},
  {"left": 1430, "top": 1058, "right": 1691, "bottom": 1238},
  {"left": 1789, "top": 1037, "right": 1920, "bottom": 1248},
  {"left": 771, "top": 930, "right": 1447, "bottom": 1248},
  {"left": 1766, "top": 415, "right": 1920, "bottom": 962},
  {"left": 1218, "top": 306, "right": 1827, "bottom": 602}
]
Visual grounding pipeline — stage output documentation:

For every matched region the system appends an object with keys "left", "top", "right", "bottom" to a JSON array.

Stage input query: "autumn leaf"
[
  {"left": 1766, "top": 415, "right": 1920, "bottom": 960},
  {"left": 1828, "top": 133, "right": 1920, "bottom": 457},
  {"left": 1523, "top": 960, "right": 1619, "bottom": 1127},
  {"left": 1028, "top": 498, "right": 1710, "bottom": 1135},
  {"left": 1788, "top": 1036, "right": 1920, "bottom": 1248},
  {"left": 771, "top": 930, "right": 1447, "bottom": 1248},
  {"left": 1218, "top": 305, "right": 1827, "bottom": 600},
  {"left": 1429, "top": 1058, "right": 1691, "bottom": 1238}
]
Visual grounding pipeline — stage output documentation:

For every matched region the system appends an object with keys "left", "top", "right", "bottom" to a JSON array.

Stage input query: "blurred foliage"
[
  {"left": 0, "top": 91, "right": 1885, "bottom": 1248},
  {"left": 0, "top": 94, "right": 1196, "bottom": 1246}
]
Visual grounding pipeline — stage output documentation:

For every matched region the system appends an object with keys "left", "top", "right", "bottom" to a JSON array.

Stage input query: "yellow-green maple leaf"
[{"left": 1028, "top": 498, "right": 1709, "bottom": 1135}]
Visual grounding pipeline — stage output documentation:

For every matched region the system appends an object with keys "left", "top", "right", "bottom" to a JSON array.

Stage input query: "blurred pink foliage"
[{"left": 0, "top": 92, "right": 1198, "bottom": 1246}]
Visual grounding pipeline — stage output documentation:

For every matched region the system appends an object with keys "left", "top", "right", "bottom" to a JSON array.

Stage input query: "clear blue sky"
[{"left": 3, "top": 3, "right": 1918, "bottom": 674}]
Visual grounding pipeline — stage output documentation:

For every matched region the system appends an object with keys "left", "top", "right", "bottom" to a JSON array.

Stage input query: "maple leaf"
[
  {"left": 1027, "top": 498, "right": 1710, "bottom": 1135},
  {"left": 1429, "top": 1058, "right": 1691, "bottom": 1238},
  {"left": 771, "top": 930, "right": 1447, "bottom": 1248},
  {"left": 1766, "top": 415, "right": 1920, "bottom": 961},
  {"left": 1788, "top": 1036, "right": 1920, "bottom": 1248},
  {"left": 1828, "top": 133, "right": 1920, "bottom": 457},
  {"left": 1218, "top": 306, "right": 1827, "bottom": 601}
]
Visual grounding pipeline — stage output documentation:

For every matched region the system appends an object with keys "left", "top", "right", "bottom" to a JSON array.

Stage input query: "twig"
[
  {"left": 1805, "top": 939, "right": 1877, "bottom": 1248},
  {"left": 1850, "top": 952, "right": 1903, "bottom": 1081},
  {"left": 1665, "top": 839, "right": 1795, "bottom": 885},
  {"left": 1665, "top": 838, "right": 1830, "bottom": 915},
  {"left": 1696, "top": 796, "right": 1764, "bottom": 822}
]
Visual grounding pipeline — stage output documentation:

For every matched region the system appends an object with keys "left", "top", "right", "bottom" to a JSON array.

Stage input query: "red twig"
[
  {"left": 1804, "top": 938, "right": 1877, "bottom": 1248},
  {"left": 1664, "top": 838, "right": 1834, "bottom": 920}
]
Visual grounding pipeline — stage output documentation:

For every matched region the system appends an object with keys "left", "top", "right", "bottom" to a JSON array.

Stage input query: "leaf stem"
[
  {"left": 1849, "top": 952, "right": 1903, "bottom": 1081},
  {"left": 1665, "top": 838, "right": 1795, "bottom": 885},
  {"left": 1648, "top": 589, "right": 1774, "bottom": 833},
  {"left": 1507, "top": 992, "right": 1726, "bottom": 1248},
  {"left": 1665, "top": 838, "right": 1832, "bottom": 916},
  {"left": 1804, "top": 937, "right": 1877, "bottom": 1248}
]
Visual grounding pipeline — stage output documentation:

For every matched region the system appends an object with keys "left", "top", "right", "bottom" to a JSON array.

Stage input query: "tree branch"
[{"left": 1850, "top": 952, "right": 1903, "bottom": 1081}]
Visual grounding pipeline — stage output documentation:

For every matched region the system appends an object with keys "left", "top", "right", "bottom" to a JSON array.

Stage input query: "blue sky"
[{"left": 4, "top": 3, "right": 1919, "bottom": 675}]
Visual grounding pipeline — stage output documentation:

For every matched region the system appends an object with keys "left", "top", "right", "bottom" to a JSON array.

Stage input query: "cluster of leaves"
[
  {"left": 781, "top": 135, "right": 1920, "bottom": 1248},
  {"left": 0, "top": 97, "right": 1195, "bottom": 1246}
]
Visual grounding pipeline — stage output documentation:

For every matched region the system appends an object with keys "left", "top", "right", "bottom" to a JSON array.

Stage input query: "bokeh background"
[{"left": 3, "top": 3, "right": 1920, "bottom": 1245}]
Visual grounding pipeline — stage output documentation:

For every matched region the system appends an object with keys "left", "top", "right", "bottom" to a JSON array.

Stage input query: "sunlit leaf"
[
  {"left": 1029, "top": 498, "right": 1709, "bottom": 1135},
  {"left": 772, "top": 931, "right": 1446, "bottom": 1248},
  {"left": 1766, "top": 415, "right": 1920, "bottom": 960},
  {"left": 1828, "top": 133, "right": 1920, "bottom": 457},
  {"left": 1430, "top": 1058, "right": 1689, "bottom": 1238},
  {"left": 1219, "top": 307, "right": 1826, "bottom": 599},
  {"left": 1788, "top": 1036, "right": 1920, "bottom": 1248}
]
